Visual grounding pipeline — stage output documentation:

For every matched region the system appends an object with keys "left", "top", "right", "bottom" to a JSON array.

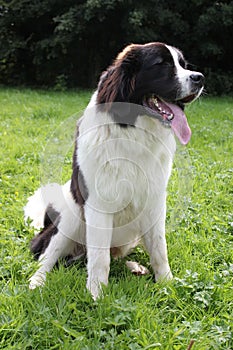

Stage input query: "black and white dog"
[{"left": 24, "top": 42, "right": 204, "bottom": 299}]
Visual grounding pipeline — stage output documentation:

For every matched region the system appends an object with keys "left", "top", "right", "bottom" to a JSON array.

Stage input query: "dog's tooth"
[
  {"left": 167, "top": 113, "right": 174, "bottom": 120},
  {"left": 153, "top": 97, "right": 159, "bottom": 107}
]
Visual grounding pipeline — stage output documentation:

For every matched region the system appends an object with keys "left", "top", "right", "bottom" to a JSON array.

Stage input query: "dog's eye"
[
  {"left": 153, "top": 57, "right": 164, "bottom": 65},
  {"left": 152, "top": 58, "right": 173, "bottom": 67}
]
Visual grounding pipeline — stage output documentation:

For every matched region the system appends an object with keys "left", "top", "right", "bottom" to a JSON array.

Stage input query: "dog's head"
[{"left": 97, "top": 42, "right": 204, "bottom": 144}]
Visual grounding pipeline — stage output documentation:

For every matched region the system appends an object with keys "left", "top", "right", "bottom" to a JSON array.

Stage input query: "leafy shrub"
[{"left": 0, "top": 0, "right": 232, "bottom": 94}]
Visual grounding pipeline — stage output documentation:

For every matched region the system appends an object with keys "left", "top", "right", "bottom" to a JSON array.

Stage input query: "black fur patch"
[
  {"left": 30, "top": 206, "right": 60, "bottom": 260},
  {"left": 43, "top": 204, "right": 60, "bottom": 227},
  {"left": 70, "top": 127, "right": 89, "bottom": 205},
  {"left": 96, "top": 42, "right": 180, "bottom": 126}
]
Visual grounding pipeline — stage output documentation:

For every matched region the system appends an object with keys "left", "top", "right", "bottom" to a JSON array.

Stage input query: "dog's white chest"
[{"left": 78, "top": 109, "right": 176, "bottom": 218}]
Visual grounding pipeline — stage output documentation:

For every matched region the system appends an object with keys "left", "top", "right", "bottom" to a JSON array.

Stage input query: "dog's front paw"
[
  {"left": 164, "top": 270, "right": 173, "bottom": 280},
  {"left": 155, "top": 268, "right": 173, "bottom": 282},
  {"left": 29, "top": 272, "right": 46, "bottom": 290},
  {"left": 86, "top": 279, "right": 103, "bottom": 301}
]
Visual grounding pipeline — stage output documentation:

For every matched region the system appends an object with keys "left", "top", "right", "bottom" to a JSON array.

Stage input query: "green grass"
[{"left": 0, "top": 88, "right": 232, "bottom": 349}]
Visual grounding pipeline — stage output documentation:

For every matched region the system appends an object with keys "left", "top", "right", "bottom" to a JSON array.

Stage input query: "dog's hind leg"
[
  {"left": 29, "top": 232, "right": 73, "bottom": 289},
  {"left": 29, "top": 205, "right": 85, "bottom": 289}
]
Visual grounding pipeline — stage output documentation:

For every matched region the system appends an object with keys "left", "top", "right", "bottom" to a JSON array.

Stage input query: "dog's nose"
[{"left": 190, "top": 73, "right": 205, "bottom": 87}]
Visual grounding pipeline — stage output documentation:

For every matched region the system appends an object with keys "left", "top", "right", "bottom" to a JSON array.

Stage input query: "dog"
[{"left": 24, "top": 42, "right": 204, "bottom": 299}]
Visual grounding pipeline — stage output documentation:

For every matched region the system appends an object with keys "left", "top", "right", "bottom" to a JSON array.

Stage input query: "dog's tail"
[{"left": 24, "top": 181, "right": 71, "bottom": 232}]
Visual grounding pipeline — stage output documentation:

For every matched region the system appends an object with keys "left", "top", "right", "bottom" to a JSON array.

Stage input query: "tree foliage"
[{"left": 0, "top": 0, "right": 232, "bottom": 94}]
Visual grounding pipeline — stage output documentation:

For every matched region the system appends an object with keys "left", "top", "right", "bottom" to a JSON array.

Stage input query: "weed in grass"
[{"left": 0, "top": 89, "right": 232, "bottom": 349}]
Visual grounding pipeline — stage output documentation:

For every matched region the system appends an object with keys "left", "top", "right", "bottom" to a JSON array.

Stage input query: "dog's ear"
[{"left": 97, "top": 45, "right": 141, "bottom": 106}]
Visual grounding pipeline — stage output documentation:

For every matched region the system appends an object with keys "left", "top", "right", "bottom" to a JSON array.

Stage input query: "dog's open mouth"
[{"left": 143, "top": 94, "right": 198, "bottom": 145}]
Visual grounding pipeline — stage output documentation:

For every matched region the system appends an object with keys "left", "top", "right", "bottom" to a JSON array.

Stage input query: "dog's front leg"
[
  {"left": 143, "top": 228, "right": 173, "bottom": 281},
  {"left": 142, "top": 209, "right": 173, "bottom": 282},
  {"left": 85, "top": 206, "right": 113, "bottom": 300}
]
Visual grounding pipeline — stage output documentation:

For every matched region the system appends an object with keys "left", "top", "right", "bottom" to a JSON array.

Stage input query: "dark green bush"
[
  {"left": 0, "top": 0, "right": 232, "bottom": 94},
  {"left": 205, "top": 70, "right": 233, "bottom": 96}
]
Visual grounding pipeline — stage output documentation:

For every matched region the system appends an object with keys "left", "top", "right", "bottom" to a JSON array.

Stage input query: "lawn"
[{"left": 0, "top": 88, "right": 232, "bottom": 349}]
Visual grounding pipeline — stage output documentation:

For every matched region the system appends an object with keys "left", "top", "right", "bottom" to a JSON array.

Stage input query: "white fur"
[
  {"left": 27, "top": 96, "right": 175, "bottom": 298},
  {"left": 24, "top": 181, "right": 71, "bottom": 231},
  {"left": 166, "top": 45, "right": 204, "bottom": 99},
  {"left": 28, "top": 181, "right": 86, "bottom": 289},
  {"left": 77, "top": 101, "right": 176, "bottom": 299},
  {"left": 26, "top": 43, "right": 203, "bottom": 299}
]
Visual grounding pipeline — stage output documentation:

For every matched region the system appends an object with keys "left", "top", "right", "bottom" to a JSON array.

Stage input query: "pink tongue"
[{"left": 166, "top": 102, "right": 191, "bottom": 145}]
